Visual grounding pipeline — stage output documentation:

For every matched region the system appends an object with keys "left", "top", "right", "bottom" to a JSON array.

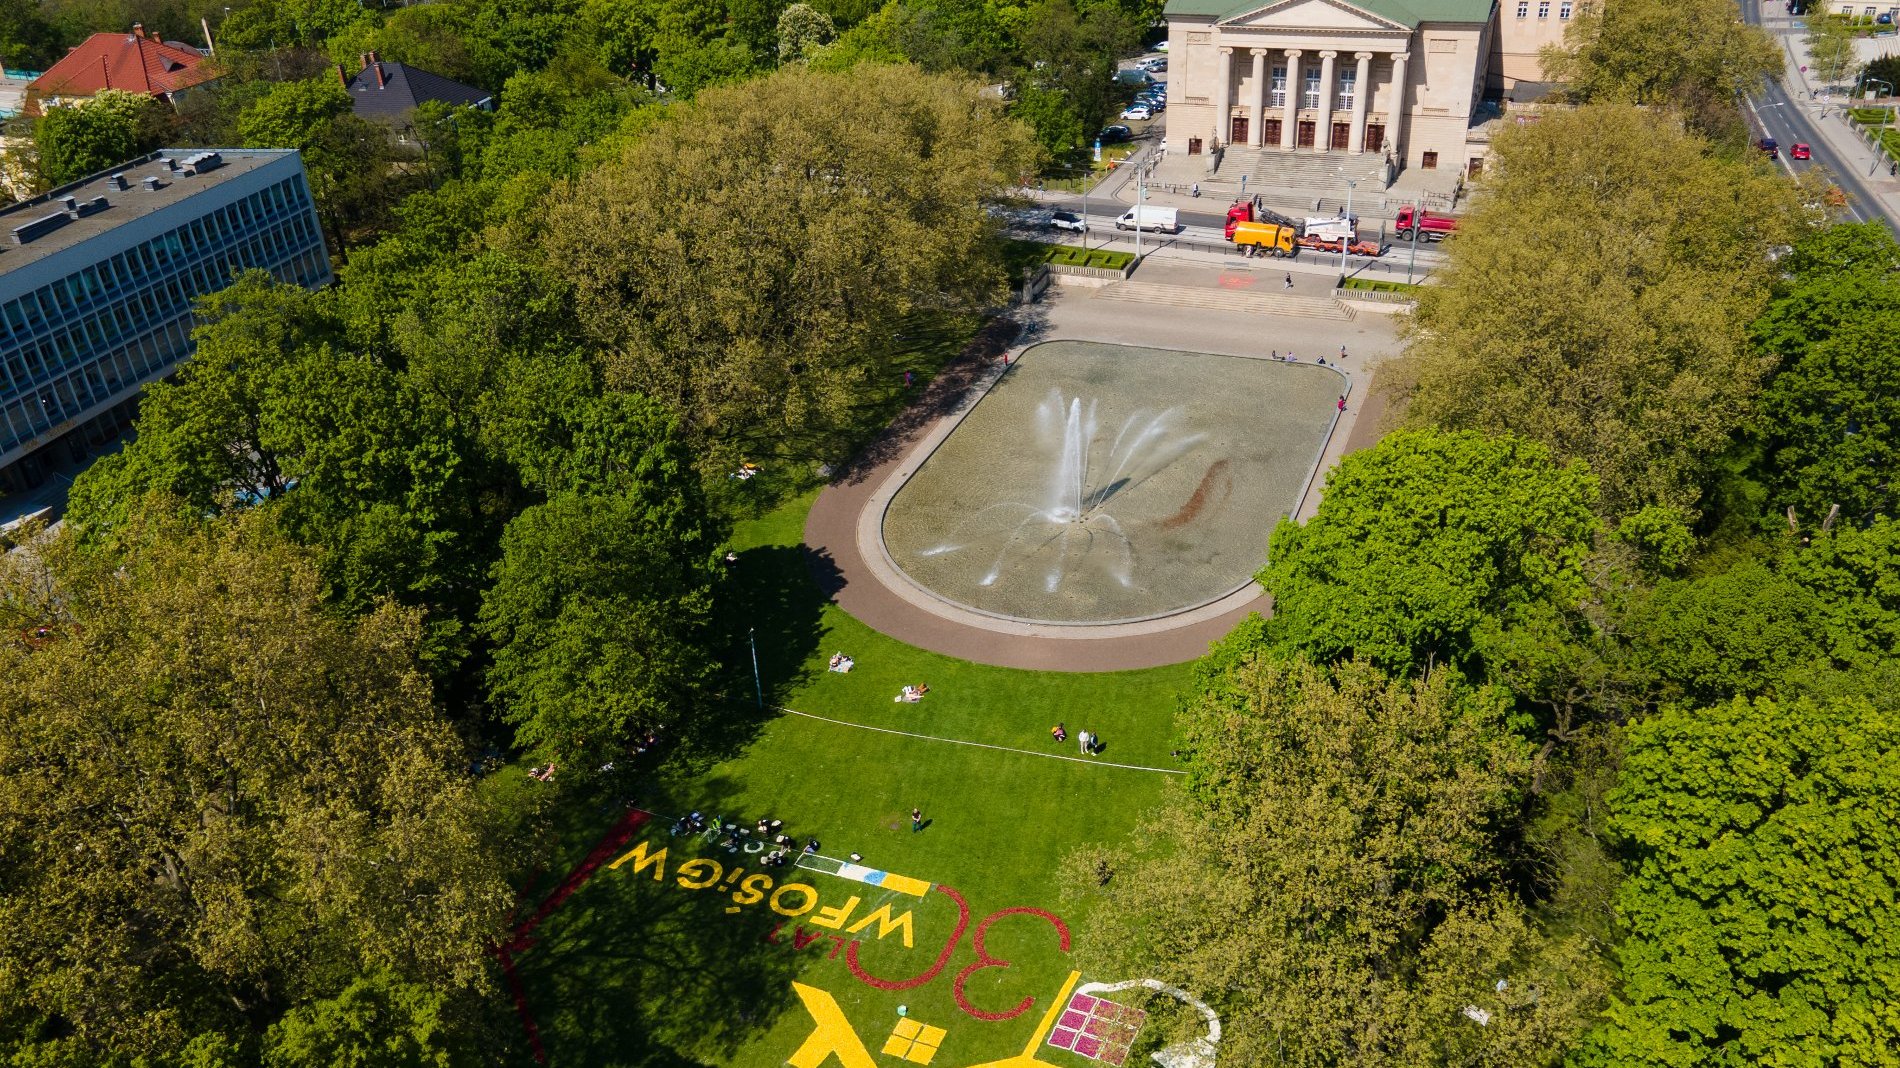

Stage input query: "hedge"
[
  {"left": 1043, "top": 246, "right": 1134, "bottom": 271},
  {"left": 1342, "top": 277, "right": 1419, "bottom": 294}
]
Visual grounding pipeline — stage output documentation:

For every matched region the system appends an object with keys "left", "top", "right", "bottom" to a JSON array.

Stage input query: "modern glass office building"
[{"left": 0, "top": 148, "right": 330, "bottom": 496}]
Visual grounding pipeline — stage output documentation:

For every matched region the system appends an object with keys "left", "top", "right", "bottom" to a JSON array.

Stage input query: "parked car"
[
  {"left": 1121, "top": 104, "right": 1154, "bottom": 120},
  {"left": 1139, "top": 57, "right": 1167, "bottom": 72},
  {"left": 1155, "top": 39, "right": 1168, "bottom": 51},
  {"left": 1791, "top": 142, "right": 1812, "bottom": 160},
  {"left": 1758, "top": 137, "right": 1779, "bottom": 158},
  {"left": 1049, "top": 210, "right": 1088, "bottom": 233},
  {"left": 1114, "top": 69, "right": 1153, "bottom": 86},
  {"left": 1098, "top": 124, "right": 1133, "bottom": 142}
]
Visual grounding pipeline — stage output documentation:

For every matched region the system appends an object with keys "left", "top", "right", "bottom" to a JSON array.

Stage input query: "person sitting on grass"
[{"left": 1052, "top": 722, "right": 1068, "bottom": 743}]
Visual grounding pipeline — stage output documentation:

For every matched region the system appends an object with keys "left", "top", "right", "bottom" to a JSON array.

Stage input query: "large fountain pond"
[{"left": 881, "top": 341, "right": 1342, "bottom": 624}]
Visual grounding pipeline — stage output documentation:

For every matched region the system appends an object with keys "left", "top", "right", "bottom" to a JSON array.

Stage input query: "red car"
[{"left": 1791, "top": 142, "right": 1812, "bottom": 160}]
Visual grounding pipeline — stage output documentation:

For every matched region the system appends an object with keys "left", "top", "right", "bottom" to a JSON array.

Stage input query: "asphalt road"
[{"left": 1739, "top": 0, "right": 1899, "bottom": 234}]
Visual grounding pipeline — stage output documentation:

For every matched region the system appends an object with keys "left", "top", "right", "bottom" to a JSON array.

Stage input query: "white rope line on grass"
[{"left": 775, "top": 705, "right": 1186, "bottom": 775}]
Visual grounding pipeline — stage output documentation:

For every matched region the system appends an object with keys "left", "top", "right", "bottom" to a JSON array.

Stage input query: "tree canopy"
[
  {"left": 1577, "top": 694, "right": 1900, "bottom": 1066},
  {"left": 1541, "top": 0, "right": 1779, "bottom": 137},
  {"left": 1065, "top": 657, "right": 1604, "bottom": 1066},
  {"left": 542, "top": 62, "right": 1040, "bottom": 469},
  {"left": 1255, "top": 428, "right": 1600, "bottom": 677},
  {"left": 478, "top": 395, "right": 724, "bottom": 761},
  {"left": 1747, "top": 223, "right": 1900, "bottom": 527},
  {"left": 0, "top": 504, "right": 516, "bottom": 1063},
  {"left": 1393, "top": 104, "right": 1808, "bottom": 517},
  {"left": 33, "top": 90, "right": 173, "bottom": 187}
]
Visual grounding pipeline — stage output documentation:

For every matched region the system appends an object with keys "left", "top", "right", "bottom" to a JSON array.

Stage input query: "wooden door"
[
  {"left": 1297, "top": 120, "right": 1316, "bottom": 147},
  {"left": 1421, "top": 150, "right": 1439, "bottom": 169},
  {"left": 1264, "top": 118, "right": 1282, "bottom": 145},
  {"left": 1330, "top": 122, "right": 1351, "bottom": 150},
  {"left": 1364, "top": 122, "right": 1385, "bottom": 152},
  {"left": 1467, "top": 156, "right": 1484, "bottom": 180},
  {"left": 1230, "top": 115, "right": 1249, "bottom": 144},
  {"left": 1188, "top": 137, "right": 1203, "bottom": 155}
]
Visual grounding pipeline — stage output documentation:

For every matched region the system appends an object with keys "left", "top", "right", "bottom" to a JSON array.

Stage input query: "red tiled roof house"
[{"left": 27, "top": 24, "right": 216, "bottom": 111}]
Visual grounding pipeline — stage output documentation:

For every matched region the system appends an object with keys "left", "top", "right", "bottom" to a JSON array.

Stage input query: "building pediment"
[{"left": 1219, "top": 0, "right": 1412, "bottom": 32}]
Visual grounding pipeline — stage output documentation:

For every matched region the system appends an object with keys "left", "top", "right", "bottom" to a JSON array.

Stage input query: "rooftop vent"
[
  {"left": 178, "top": 151, "right": 223, "bottom": 177},
  {"left": 142, "top": 176, "right": 163, "bottom": 191},
  {"left": 163, "top": 158, "right": 178, "bottom": 172},
  {"left": 106, "top": 173, "right": 127, "bottom": 191},
  {"left": 12, "top": 212, "right": 70, "bottom": 245}
]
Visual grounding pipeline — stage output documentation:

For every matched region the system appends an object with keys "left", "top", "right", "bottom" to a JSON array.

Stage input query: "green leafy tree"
[
  {"left": 238, "top": 77, "right": 398, "bottom": 249},
  {"left": 1541, "top": 0, "right": 1780, "bottom": 137},
  {"left": 1806, "top": 14, "right": 1860, "bottom": 87},
  {"left": 479, "top": 395, "right": 724, "bottom": 761},
  {"left": 1577, "top": 694, "right": 1900, "bottom": 1066},
  {"left": 543, "top": 62, "right": 1040, "bottom": 470},
  {"left": 806, "top": 6, "right": 909, "bottom": 70},
  {"left": 0, "top": 0, "right": 62, "bottom": 70},
  {"left": 1064, "top": 657, "right": 1605, "bottom": 1065},
  {"left": 1747, "top": 223, "right": 1900, "bottom": 526},
  {"left": 0, "top": 504, "right": 517, "bottom": 1062},
  {"left": 1393, "top": 104, "right": 1808, "bottom": 516},
  {"left": 262, "top": 972, "right": 458, "bottom": 1068},
  {"left": 1623, "top": 518, "right": 1900, "bottom": 706},
  {"left": 218, "top": 0, "right": 369, "bottom": 50},
  {"left": 1010, "top": 84, "right": 1084, "bottom": 152},
  {"left": 1013, "top": 0, "right": 1136, "bottom": 147},
  {"left": 34, "top": 90, "right": 172, "bottom": 186},
  {"left": 777, "top": 2, "right": 837, "bottom": 60},
  {"left": 67, "top": 273, "right": 493, "bottom": 664},
  {"left": 1257, "top": 428, "right": 1601, "bottom": 677}
]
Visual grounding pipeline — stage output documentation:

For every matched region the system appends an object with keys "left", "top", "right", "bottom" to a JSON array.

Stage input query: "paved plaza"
[{"left": 805, "top": 263, "right": 1404, "bottom": 671}]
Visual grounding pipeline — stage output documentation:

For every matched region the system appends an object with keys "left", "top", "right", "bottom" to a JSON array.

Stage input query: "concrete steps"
[
  {"left": 1094, "top": 280, "right": 1357, "bottom": 321},
  {"left": 1197, "top": 147, "right": 1388, "bottom": 200}
]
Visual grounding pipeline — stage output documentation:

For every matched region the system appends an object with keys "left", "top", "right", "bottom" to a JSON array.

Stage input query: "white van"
[{"left": 1115, "top": 206, "right": 1178, "bottom": 233}]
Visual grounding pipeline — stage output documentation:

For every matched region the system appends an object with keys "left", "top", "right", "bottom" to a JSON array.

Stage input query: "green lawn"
[{"left": 507, "top": 489, "right": 1197, "bottom": 1065}]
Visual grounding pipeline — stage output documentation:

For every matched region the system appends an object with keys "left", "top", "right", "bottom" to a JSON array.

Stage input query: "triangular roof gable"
[{"left": 1218, "top": 0, "right": 1417, "bottom": 30}]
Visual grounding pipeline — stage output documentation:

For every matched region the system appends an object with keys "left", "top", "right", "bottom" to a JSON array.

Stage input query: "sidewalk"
[{"left": 1760, "top": 8, "right": 1900, "bottom": 213}]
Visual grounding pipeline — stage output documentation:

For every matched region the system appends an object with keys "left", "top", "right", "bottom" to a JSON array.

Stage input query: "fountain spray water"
[{"left": 924, "top": 389, "right": 1204, "bottom": 597}]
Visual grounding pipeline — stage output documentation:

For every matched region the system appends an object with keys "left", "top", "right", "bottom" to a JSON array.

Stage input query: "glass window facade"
[{"left": 0, "top": 172, "right": 330, "bottom": 475}]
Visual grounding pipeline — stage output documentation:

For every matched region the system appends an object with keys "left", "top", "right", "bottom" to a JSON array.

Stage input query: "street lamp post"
[
  {"left": 1868, "top": 79, "right": 1895, "bottom": 176},
  {"left": 1336, "top": 178, "right": 1359, "bottom": 286},
  {"left": 1133, "top": 166, "right": 1145, "bottom": 264},
  {"left": 1406, "top": 198, "right": 1420, "bottom": 285}
]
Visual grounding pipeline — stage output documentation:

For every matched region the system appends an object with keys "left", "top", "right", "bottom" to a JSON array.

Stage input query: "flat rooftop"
[{"left": 0, "top": 148, "right": 298, "bottom": 274}]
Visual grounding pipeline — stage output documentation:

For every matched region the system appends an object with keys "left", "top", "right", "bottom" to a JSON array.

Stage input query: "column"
[
  {"left": 1248, "top": 48, "right": 1267, "bottom": 147},
  {"left": 1348, "top": 51, "right": 1373, "bottom": 153},
  {"left": 1386, "top": 52, "right": 1410, "bottom": 159},
  {"left": 1280, "top": 49, "right": 1302, "bottom": 149},
  {"left": 1315, "top": 50, "right": 1337, "bottom": 151},
  {"left": 1215, "top": 47, "right": 1234, "bottom": 148}
]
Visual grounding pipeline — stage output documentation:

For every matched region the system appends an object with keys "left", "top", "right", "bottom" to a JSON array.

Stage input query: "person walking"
[
  {"left": 1337, "top": 395, "right": 1347, "bottom": 412},
  {"left": 911, "top": 807, "right": 923, "bottom": 833},
  {"left": 1284, "top": 273, "right": 1294, "bottom": 290},
  {"left": 1078, "top": 729, "right": 1093, "bottom": 755},
  {"left": 1339, "top": 344, "right": 1348, "bottom": 360}
]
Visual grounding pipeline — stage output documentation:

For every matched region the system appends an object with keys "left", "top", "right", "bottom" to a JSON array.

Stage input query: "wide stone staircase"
[
  {"left": 1198, "top": 146, "right": 1388, "bottom": 200},
  {"left": 1093, "top": 280, "right": 1357, "bottom": 321}
]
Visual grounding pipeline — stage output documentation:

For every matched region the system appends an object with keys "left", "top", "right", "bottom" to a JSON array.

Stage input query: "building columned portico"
[{"left": 1160, "top": 0, "right": 1496, "bottom": 189}]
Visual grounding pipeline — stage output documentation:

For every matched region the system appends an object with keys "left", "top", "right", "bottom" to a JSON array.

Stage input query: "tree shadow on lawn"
[
  {"left": 830, "top": 316, "right": 1024, "bottom": 487},
  {"left": 513, "top": 850, "right": 806, "bottom": 1067},
  {"left": 687, "top": 544, "right": 831, "bottom": 778}
]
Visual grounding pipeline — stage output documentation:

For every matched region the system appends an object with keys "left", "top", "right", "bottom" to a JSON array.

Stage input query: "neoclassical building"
[{"left": 1161, "top": 0, "right": 1510, "bottom": 187}]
